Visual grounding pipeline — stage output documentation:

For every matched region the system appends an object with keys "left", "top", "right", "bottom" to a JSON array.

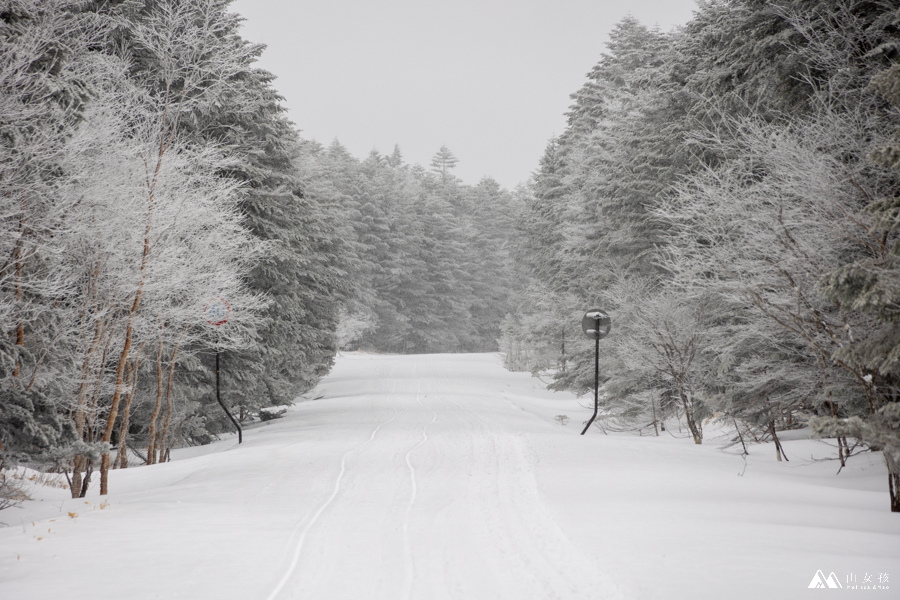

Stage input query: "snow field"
[{"left": 1, "top": 352, "right": 898, "bottom": 599}]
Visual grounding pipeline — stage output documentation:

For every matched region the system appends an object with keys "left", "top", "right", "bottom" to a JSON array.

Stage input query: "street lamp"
[
  {"left": 581, "top": 308, "right": 611, "bottom": 435},
  {"left": 204, "top": 296, "right": 242, "bottom": 444}
]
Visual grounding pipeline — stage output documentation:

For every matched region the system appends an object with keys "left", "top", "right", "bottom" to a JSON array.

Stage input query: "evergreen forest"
[{"left": 2, "top": 0, "right": 900, "bottom": 513}]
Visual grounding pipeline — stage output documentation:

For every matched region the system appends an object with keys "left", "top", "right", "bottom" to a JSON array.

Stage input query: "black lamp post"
[
  {"left": 204, "top": 297, "right": 242, "bottom": 444},
  {"left": 580, "top": 308, "right": 611, "bottom": 435}
]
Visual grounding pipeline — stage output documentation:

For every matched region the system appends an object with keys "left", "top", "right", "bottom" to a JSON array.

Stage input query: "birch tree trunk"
[
  {"left": 98, "top": 136, "right": 165, "bottom": 494},
  {"left": 115, "top": 351, "right": 144, "bottom": 469}
]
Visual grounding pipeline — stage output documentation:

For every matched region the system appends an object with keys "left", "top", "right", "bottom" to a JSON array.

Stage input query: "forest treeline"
[
  {"left": 311, "top": 142, "right": 520, "bottom": 355},
  {"left": 502, "top": 0, "right": 900, "bottom": 511},
  {"left": 0, "top": 0, "right": 518, "bottom": 499}
]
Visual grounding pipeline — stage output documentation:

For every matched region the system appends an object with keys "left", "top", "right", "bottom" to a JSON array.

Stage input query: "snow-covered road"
[
  {"left": 261, "top": 354, "right": 616, "bottom": 600},
  {"left": 2, "top": 353, "right": 899, "bottom": 599}
]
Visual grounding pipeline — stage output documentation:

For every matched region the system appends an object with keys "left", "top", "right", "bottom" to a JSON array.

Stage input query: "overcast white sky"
[{"left": 230, "top": 0, "right": 699, "bottom": 189}]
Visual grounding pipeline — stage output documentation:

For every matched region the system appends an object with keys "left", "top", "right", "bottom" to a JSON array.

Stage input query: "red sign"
[{"left": 203, "top": 297, "right": 231, "bottom": 327}]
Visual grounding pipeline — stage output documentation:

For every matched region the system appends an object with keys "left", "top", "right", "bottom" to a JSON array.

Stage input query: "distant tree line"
[
  {"left": 502, "top": 0, "right": 900, "bottom": 511},
  {"left": 0, "top": 0, "right": 520, "bottom": 499},
  {"left": 320, "top": 142, "right": 521, "bottom": 354}
]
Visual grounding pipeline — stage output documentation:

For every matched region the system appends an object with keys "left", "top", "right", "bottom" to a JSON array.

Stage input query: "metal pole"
[
  {"left": 581, "top": 329, "right": 600, "bottom": 435},
  {"left": 216, "top": 349, "right": 242, "bottom": 443}
]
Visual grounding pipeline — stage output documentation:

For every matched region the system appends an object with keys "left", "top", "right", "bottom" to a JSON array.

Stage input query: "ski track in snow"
[
  {"left": 265, "top": 376, "right": 401, "bottom": 600},
  {"left": 420, "top": 373, "right": 620, "bottom": 600},
  {"left": 401, "top": 380, "right": 438, "bottom": 600}
]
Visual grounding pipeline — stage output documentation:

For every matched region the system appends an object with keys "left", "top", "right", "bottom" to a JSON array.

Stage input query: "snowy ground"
[{"left": 1, "top": 352, "right": 898, "bottom": 599}]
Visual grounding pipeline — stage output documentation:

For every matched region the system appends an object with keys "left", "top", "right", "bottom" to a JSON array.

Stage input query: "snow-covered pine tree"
[
  {"left": 430, "top": 145, "right": 459, "bottom": 185},
  {"left": 815, "top": 63, "right": 900, "bottom": 512},
  {"left": 509, "top": 17, "right": 680, "bottom": 419},
  {"left": 0, "top": 0, "right": 99, "bottom": 473}
]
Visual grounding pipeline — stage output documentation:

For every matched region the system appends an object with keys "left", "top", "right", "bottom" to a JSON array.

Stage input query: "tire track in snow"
[
  {"left": 401, "top": 377, "right": 437, "bottom": 600},
  {"left": 426, "top": 371, "right": 623, "bottom": 599},
  {"left": 247, "top": 360, "right": 400, "bottom": 507},
  {"left": 265, "top": 379, "right": 400, "bottom": 600}
]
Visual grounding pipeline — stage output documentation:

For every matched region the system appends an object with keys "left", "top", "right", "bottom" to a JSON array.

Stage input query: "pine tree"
[
  {"left": 0, "top": 0, "right": 101, "bottom": 468},
  {"left": 430, "top": 145, "right": 459, "bottom": 185},
  {"left": 509, "top": 16, "right": 681, "bottom": 403},
  {"left": 815, "top": 64, "right": 900, "bottom": 512}
]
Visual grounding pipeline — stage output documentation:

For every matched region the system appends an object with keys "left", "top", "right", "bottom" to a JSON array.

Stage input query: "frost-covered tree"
[
  {"left": 86, "top": 0, "right": 349, "bottom": 478},
  {"left": 0, "top": 0, "right": 101, "bottom": 467},
  {"left": 0, "top": 0, "right": 287, "bottom": 498},
  {"left": 57, "top": 71, "right": 264, "bottom": 495},
  {"left": 658, "top": 109, "right": 883, "bottom": 439},
  {"left": 506, "top": 16, "right": 681, "bottom": 408},
  {"left": 430, "top": 145, "right": 459, "bottom": 185},
  {"left": 813, "top": 64, "right": 900, "bottom": 512},
  {"left": 508, "top": 2, "right": 900, "bottom": 491},
  {"left": 80, "top": 0, "right": 271, "bottom": 495}
]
